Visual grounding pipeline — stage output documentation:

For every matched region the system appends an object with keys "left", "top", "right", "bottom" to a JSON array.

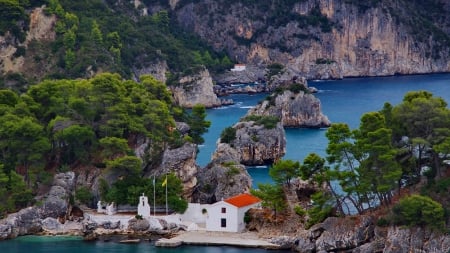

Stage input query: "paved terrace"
[{"left": 155, "top": 230, "right": 280, "bottom": 249}]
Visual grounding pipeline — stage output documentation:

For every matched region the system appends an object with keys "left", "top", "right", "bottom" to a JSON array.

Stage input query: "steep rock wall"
[
  {"left": 174, "top": 0, "right": 450, "bottom": 79},
  {"left": 170, "top": 66, "right": 223, "bottom": 108},
  {"left": 248, "top": 89, "right": 330, "bottom": 128}
]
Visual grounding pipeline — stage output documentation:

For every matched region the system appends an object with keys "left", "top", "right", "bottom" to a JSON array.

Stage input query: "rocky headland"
[
  {"left": 246, "top": 80, "right": 330, "bottom": 128},
  {"left": 170, "top": 66, "right": 233, "bottom": 108}
]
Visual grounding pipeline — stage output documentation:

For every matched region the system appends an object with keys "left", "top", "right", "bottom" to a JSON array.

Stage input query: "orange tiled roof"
[{"left": 224, "top": 193, "right": 261, "bottom": 208}]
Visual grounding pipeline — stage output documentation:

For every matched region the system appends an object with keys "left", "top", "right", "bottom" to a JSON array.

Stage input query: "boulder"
[
  {"left": 39, "top": 185, "right": 69, "bottom": 219},
  {"left": 7, "top": 207, "right": 43, "bottom": 237},
  {"left": 42, "top": 217, "right": 63, "bottom": 232},
  {"left": 128, "top": 218, "right": 150, "bottom": 232},
  {"left": 0, "top": 224, "right": 12, "bottom": 240}
]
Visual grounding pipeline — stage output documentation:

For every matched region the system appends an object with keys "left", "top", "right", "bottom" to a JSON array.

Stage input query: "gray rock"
[
  {"left": 128, "top": 218, "right": 150, "bottom": 231},
  {"left": 39, "top": 185, "right": 68, "bottom": 219},
  {"left": 231, "top": 120, "right": 286, "bottom": 165},
  {"left": 9, "top": 207, "right": 43, "bottom": 237},
  {"left": 154, "top": 142, "right": 199, "bottom": 200},
  {"left": 247, "top": 89, "right": 330, "bottom": 128},
  {"left": 271, "top": 236, "right": 295, "bottom": 249},
  {"left": 53, "top": 171, "right": 76, "bottom": 191},
  {"left": 171, "top": 66, "right": 223, "bottom": 108},
  {"left": 383, "top": 226, "right": 450, "bottom": 253},
  {"left": 193, "top": 143, "right": 252, "bottom": 203},
  {"left": 313, "top": 215, "right": 374, "bottom": 252},
  {"left": 42, "top": 217, "right": 61, "bottom": 231},
  {"left": 101, "top": 221, "right": 120, "bottom": 230},
  {"left": 0, "top": 224, "right": 12, "bottom": 240},
  {"left": 292, "top": 235, "right": 316, "bottom": 253}
]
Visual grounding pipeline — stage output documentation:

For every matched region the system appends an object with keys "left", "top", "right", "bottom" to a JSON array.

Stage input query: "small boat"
[{"left": 119, "top": 239, "right": 141, "bottom": 244}]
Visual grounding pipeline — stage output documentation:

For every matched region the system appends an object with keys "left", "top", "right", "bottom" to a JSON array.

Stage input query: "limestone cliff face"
[
  {"left": 133, "top": 60, "right": 168, "bottom": 83},
  {"left": 232, "top": 120, "right": 286, "bottom": 166},
  {"left": 0, "top": 7, "right": 56, "bottom": 77},
  {"left": 170, "top": 66, "right": 223, "bottom": 108},
  {"left": 248, "top": 89, "right": 330, "bottom": 128},
  {"left": 193, "top": 143, "right": 252, "bottom": 204},
  {"left": 174, "top": 0, "right": 450, "bottom": 79},
  {"left": 154, "top": 143, "right": 199, "bottom": 201}
]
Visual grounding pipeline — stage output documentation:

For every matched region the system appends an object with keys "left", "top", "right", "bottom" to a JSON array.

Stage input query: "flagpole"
[
  {"left": 165, "top": 174, "right": 168, "bottom": 216},
  {"left": 153, "top": 175, "right": 156, "bottom": 217}
]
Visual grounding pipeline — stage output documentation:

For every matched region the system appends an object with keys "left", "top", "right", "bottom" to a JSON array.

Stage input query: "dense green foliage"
[
  {"left": 390, "top": 194, "right": 445, "bottom": 230},
  {"left": 284, "top": 91, "right": 450, "bottom": 228},
  {"left": 269, "top": 159, "right": 300, "bottom": 187},
  {"left": 102, "top": 173, "right": 188, "bottom": 213},
  {"left": 187, "top": 104, "right": 211, "bottom": 144},
  {"left": 0, "top": 73, "right": 207, "bottom": 214},
  {"left": 0, "top": 0, "right": 233, "bottom": 85},
  {"left": 302, "top": 91, "right": 450, "bottom": 217},
  {"left": 250, "top": 183, "right": 286, "bottom": 219},
  {"left": 220, "top": 126, "right": 237, "bottom": 144}
]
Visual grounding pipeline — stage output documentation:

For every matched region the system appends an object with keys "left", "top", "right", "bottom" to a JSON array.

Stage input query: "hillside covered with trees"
[{"left": 0, "top": 72, "right": 211, "bottom": 215}]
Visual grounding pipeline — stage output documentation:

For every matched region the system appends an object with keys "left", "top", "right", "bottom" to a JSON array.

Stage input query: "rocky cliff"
[
  {"left": 0, "top": 7, "right": 57, "bottom": 85},
  {"left": 173, "top": 0, "right": 450, "bottom": 79},
  {"left": 231, "top": 119, "right": 286, "bottom": 166},
  {"left": 247, "top": 84, "right": 330, "bottom": 128},
  {"left": 153, "top": 143, "right": 199, "bottom": 201},
  {"left": 0, "top": 172, "right": 75, "bottom": 239},
  {"left": 170, "top": 66, "right": 230, "bottom": 108},
  {"left": 281, "top": 215, "right": 450, "bottom": 252},
  {"left": 193, "top": 143, "right": 252, "bottom": 204}
]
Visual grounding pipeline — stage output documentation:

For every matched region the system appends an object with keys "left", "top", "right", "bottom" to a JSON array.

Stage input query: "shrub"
[
  {"left": 75, "top": 186, "right": 93, "bottom": 205},
  {"left": 391, "top": 194, "right": 445, "bottom": 230},
  {"left": 243, "top": 115, "right": 279, "bottom": 129},
  {"left": 220, "top": 126, "right": 236, "bottom": 144},
  {"left": 294, "top": 205, "right": 307, "bottom": 217}
]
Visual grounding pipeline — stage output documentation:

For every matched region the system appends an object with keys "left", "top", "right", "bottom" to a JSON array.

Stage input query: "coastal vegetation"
[
  {"left": 253, "top": 90, "right": 450, "bottom": 231},
  {"left": 0, "top": 0, "right": 233, "bottom": 87},
  {"left": 0, "top": 73, "right": 209, "bottom": 216}
]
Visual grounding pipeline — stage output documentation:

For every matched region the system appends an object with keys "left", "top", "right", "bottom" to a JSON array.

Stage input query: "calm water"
[
  {"left": 3, "top": 74, "right": 450, "bottom": 252},
  {"left": 197, "top": 74, "right": 450, "bottom": 187},
  {"left": 1, "top": 235, "right": 287, "bottom": 253}
]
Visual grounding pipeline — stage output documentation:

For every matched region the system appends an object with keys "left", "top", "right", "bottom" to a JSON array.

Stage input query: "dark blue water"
[
  {"left": 197, "top": 74, "right": 450, "bottom": 187},
  {"left": 1, "top": 235, "right": 287, "bottom": 253}
]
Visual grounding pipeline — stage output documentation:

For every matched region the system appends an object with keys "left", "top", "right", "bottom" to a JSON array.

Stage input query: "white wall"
[
  {"left": 180, "top": 203, "right": 209, "bottom": 224},
  {"left": 206, "top": 202, "right": 239, "bottom": 232}
]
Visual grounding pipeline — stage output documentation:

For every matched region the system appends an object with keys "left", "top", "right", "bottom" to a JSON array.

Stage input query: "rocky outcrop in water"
[
  {"left": 232, "top": 119, "right": 286, "bottom": 166},
  {"left": 170, "top": 66, "right": 232, "bottom": 108},
  {"left": 247, "top": 88, "right": 330, "bottom": 128},
  {"left": 193, "top": 143, "right": 252, "bottom": 204}
]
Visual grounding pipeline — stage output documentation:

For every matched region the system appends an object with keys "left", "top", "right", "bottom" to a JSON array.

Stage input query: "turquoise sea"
[
  {"left": 2, "top": 74, "right": 450, "bottom": 252},
  {"left": 1, "top": 235, "right": 287, "bottom": 252},
  {"left": 197, "top": 74, "right": 450, "bottom": 187}
]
